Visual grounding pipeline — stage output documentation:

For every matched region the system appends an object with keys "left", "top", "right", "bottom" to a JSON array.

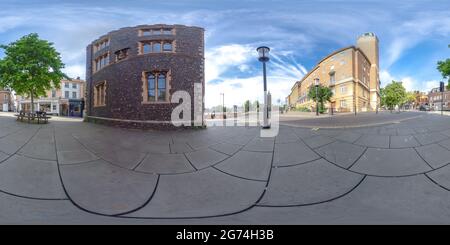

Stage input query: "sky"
[{"left": 0, "top": 0, "right": 449, "bottom": 108}]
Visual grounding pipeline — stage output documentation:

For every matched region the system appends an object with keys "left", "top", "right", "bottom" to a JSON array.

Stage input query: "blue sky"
[{"left": 0, "top": 0, "right": 449, "bottom": 107}]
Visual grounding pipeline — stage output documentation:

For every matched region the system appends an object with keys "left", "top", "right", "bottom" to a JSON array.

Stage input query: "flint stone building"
[{"left": 86, "top": 24, "right": 205, "bottom": 128}]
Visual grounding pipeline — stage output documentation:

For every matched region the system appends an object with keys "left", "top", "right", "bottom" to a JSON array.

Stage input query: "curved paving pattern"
[{"left": 2, "top": 111, "right": 450, "bottom": 223}]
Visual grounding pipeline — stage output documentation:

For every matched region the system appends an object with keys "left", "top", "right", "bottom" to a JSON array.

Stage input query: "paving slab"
[
  {"left": 135, "top": 153, "right": 195, "bottom": 174},
  {"left": 0, "top": 127, "right": 39, "bottom": 154},
  {"left": 303, "top": 135, "right": 335, "bottom": 148},
  {"left": 396, "top": 128, "right": 416, "bottom": 136},
  {"left": 60, "top": 160, "right": 158, "bottom": 215},
  {"left": 96, "top": 149, "right": 147, "bottom": 169},
  {"left": 209, "top": 142, "right": 242, "bottom": 155},
  {"left": 333, "top": 131, "right": 362, "bottom": 143},
  {"left": 354, "top": 135, "right": 390, "bottom": 148},
  {"left": 215, "top": 151, "right": 272, "bottom": 181},
  {"left": 0, "top": 155, "right": 65, "bottom": 199},
  {"left": 170, "top": 142, "right": 193, "bottom": 153},
  {"left": 230, "top": 175, "right": 450, "bottom": 224},
  {"left": 414, "top": 132, "right": 449, "bottom": 145},
  {"left": 0, "top": 151, "right": 9, "bottom": 162},
  {"left": 126, "top": 168, "right": 265, "bottom": 218},
  {"left": 259, "top": 159, "right": 363, "bottom": 206},
  {"left": 275, "top": 129, "right": 299, "bottom": 144},
  {"left": 350, "top": 148, "right": 432, "bottom": 176},
  {"left": 57, "top": 149, "right": 100, "bottom": 165},
  {"left": 18, "top": 127, "right": 56, "bottom": 161},
  {"left": 427, "top": 164, "right": 450, "bottom": 190},
  {"left": 315, "top": 141, "right": 366, "bottom": 168},
  {"left": 242, "top": 138, "right": 274, "bottom": 152},
  {"left": 390, "top": 135, "right": 420, "bottom": 148},
  {"left": 415, "top": 144, "right": 450, "bottom": 169},
  {"left": 184, "top": 148, "right": 228, "bottom": 169},
  {"left": 273, "top": 141, "right": 320, "bottom": 167},
  {"left": 439, "top": 139, "right": 450, "bottom": 151}
]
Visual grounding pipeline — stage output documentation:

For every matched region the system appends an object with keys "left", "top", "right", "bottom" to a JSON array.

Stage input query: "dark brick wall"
[{"left": 86, "top": 24, "right": 204, "bottom": 127}]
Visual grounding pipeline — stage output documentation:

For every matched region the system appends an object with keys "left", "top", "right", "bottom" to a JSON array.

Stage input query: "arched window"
[
  {"left": 153, "top": 42, "right": 161, "bottom": 52},
  {"left": 163, "top": 42, "right": 172, "bottom": 52},
  {"left": 143, "top": 43, "right": 151, "bottom": 54}
]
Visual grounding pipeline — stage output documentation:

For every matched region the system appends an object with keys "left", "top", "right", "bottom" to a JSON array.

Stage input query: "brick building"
[
  {"left": 85, "top": 24, "right": 205, "bottom": 128},
  {"left": 428, "top": 87, "right": 450, "bottom": 111},
  {"left": 287, "top": 33, "right": 381, "bottom": 113},
  {"left": 0, "top": 87, "right": 12, "bottom": 112}
]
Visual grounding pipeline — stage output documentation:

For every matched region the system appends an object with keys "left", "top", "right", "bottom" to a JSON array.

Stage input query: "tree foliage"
[
  {"left": 437, "top": 45, "right": 450, "bottom": 90},
  {"left": 244, "top": 100, "right": 250, "bottom": 112},
  {"left": 0, "top": 33, "right": 68, "bottom": 112},
  {"left": 381, "top": 80, "right": 406, "bottom": 111},
  {"left": 307, "top": 85, "right": 333, "bottom": 113}
]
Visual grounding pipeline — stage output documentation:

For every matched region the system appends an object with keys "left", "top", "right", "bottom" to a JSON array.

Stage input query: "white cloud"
[
  {"left": 0, "top": 16, "right": 27, "bottom": 33},
  {"left": 205, "top": 44, "right": 254, "bottom": 82},
  {"left": 63, "top": 65, "right": 85, "bottom": 80},
  {"left": 380, "top": 69, "right": 439, "bottom": 93},
  {"left": 205, "top": 75, "right": 295, "bottom": 109}
]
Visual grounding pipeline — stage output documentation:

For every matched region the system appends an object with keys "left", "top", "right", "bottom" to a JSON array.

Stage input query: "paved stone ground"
[{"left": 1, "top": 111, "right": 450, "bottom": 224}]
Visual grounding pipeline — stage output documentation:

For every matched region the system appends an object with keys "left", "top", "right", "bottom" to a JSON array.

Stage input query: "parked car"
[{"left": 419, "top": 105, "right": 430, "bottom": 111}]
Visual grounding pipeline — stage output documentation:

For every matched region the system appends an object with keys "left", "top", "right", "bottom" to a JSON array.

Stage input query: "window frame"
[
  {"left": 93, "top": 81, "right": 107, "bottom": 107},
  {"left": 142, "top": 71, "right": 170, "bottom": 103}
]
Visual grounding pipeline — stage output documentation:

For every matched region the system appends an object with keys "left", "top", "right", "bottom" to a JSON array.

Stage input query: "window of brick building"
[
  {"left": 163, "top": 42, "right": 173, "bottom": 52},
  {"left": 141, "top": 28, "right": 172, "bottom": 36},
  {"left": 340, "top": 100, "right": 347, "bottom": 108},
  {"left": 340, "top": 85, "right": 347, "bottom": 94},
  {"left": 94, "top": 39, "right": 110, "bottom": 53},
  {"left": 94, "top": 53, "right": 110, "bottom": 72},
  {"left": 115, "top": 48, "right": 129, "bottom": 62},
  {"left": 65, "top": 91, "right": 69, "bottom": 98},
  {"left": 94, "top": 81, "right": 107, "bottom": 107},
  {"left": 153, "top": 42, "right": 161, "bottom": 52},
  {"left": 143, "top": 71, "right": 169, "bottom": 103},
  {"left": 72, "top": 92, "right": 77, "bottom": 99},
  {"left": 140, "top": 41, "right": 173, "bottom": 54}
]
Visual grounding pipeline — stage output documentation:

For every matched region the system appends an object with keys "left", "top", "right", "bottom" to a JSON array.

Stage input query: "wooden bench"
[{"left": 15, "top": 111, "right": 51, "bottom": 124}]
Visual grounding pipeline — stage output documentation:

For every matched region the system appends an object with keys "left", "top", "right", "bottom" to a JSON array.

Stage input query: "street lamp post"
[
  {"left": 314, "top": 78, "right": 319, "bottom": 116},
  {"left": 257, "top": 46, "right": 270, "bottom": 129},
  {"left": 440, "top": 81, "right": 445, "bottom": 116}
]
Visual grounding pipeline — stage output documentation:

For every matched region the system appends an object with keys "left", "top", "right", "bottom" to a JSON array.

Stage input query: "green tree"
[
  {"left": 0, "top": 33, "right": 68, "bottom": 113},
  {"left": 243, "top": 100, "right": 250, "bottom": 112},
  {"left": 381, "top": 81, "right": 406, "bottom": 112},
  {"left": 437, "top": 44, "right": 450, "bottom": 90},
  {"left": 253, "top": 100, "right": 260, "bottom": 112},
  {"left": 404, "top": 91, "right": 416, "bottom": 109},
  {"left": 307, "top": 85, "right": 333, "bottom": 113}
]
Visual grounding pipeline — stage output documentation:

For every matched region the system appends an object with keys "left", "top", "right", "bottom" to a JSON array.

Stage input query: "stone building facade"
[
  {"left": 16, "top": 78, "right": 86, "bottom": 117},
  {"left": 0, "top": 87, "right": 12, "bottom": 112},
  {"left": 85, "top": 24, "right": 205, "bottom": 128},
  {"left": 287, "top": 33, "right": 380, "bottom": 113},
  {"left": 428, "top": 87, "right": 450, "bottom": 111}
]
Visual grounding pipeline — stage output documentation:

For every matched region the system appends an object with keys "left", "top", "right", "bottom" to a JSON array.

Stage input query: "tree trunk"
[{"left": 30, "top": 90, "right": 34, "bottom": 114}]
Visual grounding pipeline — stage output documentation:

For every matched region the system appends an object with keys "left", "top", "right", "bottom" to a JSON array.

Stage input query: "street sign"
[{"left": 440, "top": 81, "right": 445, "bottom": 92}]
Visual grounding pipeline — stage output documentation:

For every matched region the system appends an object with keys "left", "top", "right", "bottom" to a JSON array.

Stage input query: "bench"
[{"left": 15, "top": 111, "right": 51, "bottom": 124}]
